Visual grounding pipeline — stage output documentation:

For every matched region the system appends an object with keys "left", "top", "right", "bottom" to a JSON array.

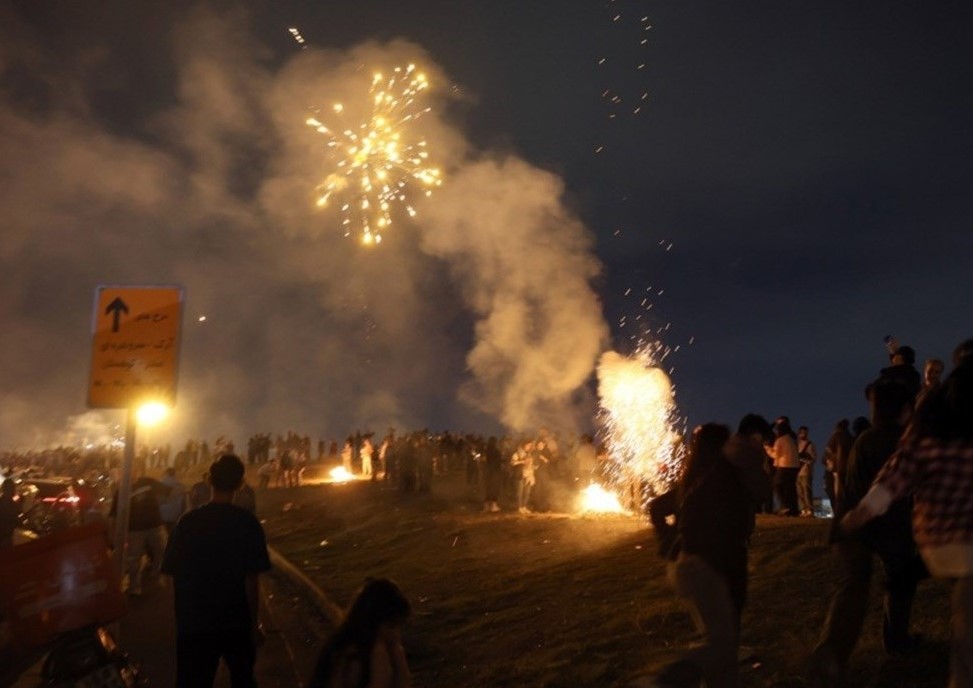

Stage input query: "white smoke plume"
[
  {"left": 0, "top": 7, "right": 607, "bottom": 449},
  {"left": 419, "top": 157, "right": 608, "bottom": 433}
]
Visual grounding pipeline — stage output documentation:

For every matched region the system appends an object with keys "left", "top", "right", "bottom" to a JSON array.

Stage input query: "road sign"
[{"left": 88, "top": 285, "right": 184, "bottom": 409}]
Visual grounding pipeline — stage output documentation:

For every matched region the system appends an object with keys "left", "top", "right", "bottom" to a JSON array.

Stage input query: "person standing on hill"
[
  {"left": 256, "top": 459, "right": 274, "bottom": 490},
  {"left": 768, "top": 417, "right": 800, "bottom": 516},
  {"left": 416, "top": 435, "right": 434, "bottom": 492},
  {"left": 823, "top": 419, "right": 853, "bottom": 511},
  {"left": 510, "top": 440, "right": 537, "bottom": 514},
  {"left": 482, "top": 436, "right": 503, "bottom": 513},
  {"left": 361, "top": 437, "right": 375, "bottom": 479},
  {"left": 797, "top": 426, "right": 817, "bottom": 517},
  {"left": 279, "top": 450, "right": 295, "bottom": 487},
  {"left": 809, "top": 381, "right": 927, "bottom": 686},
  {"left": 159, "top": 467, "right": 188, "bottom": 535},
  {"left": 917, "top": 358, "right": 945, "bottom": 408},
  {"left": 188, "top": 471, "right": 211, "bottom": 509},
  {"left": 162, "top": 454, "right": 271, "bottom": 688},
  {"left": 879, "top": 341, "right": 922, "bottom": 402},
  {"left": 647, "top": 419, "right": 772, "bottom": 688},
  {"left": 842, "top": 341, "right": 973, "bottom": 688},
  {"left": 341, "top": 438, "right": 354, "bottom": 475}
]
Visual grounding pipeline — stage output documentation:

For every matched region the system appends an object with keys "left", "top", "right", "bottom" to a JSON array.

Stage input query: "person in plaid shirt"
[{"left": 843, "top": 339, "right": 973, "bottom": 688}]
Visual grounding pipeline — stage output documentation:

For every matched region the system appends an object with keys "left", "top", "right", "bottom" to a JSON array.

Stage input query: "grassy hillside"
[{"left": 260, "top": 472, "right": 951, "bottom": 687}]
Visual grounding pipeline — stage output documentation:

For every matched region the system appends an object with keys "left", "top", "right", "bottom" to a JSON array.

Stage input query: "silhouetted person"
[
  {"left": 162, "top": 454, "right": 271, "bottom": 688},
  {"left": 110, "top": 472, "right": 169, "bottom": 595},
  {"left": 234, "top": 480, "right": 257, "bottom": 515},
  {"left": 796, "top": 425, "right": 817, "bottom": 517},
  {"left": 159, "top": 467, "right": 188, "bottom": 535},
  {"left": 823, "top": 419, "right": 853, "bottom": 510},
  {"left": 768, "top": 417, "right": 800, "bottom": 516},
  {"left": 482, "top": 436, "right": 502, "bottom": 513},
  {"left": 810, "top": 381, "right": 927, "bottom": 685},
  {"left": 189, "top": 471, "right": 210, "bottom": 509},
  {"left": 851, "top": 416, "right": 871, "bottom": 440},
  {"left": 843, "top": 340, "right": 973, "bottom": 688},
  {"left": 308, "top": 578, "right": 412, "bottom": 688},
  {"left": 879, "top": 342, "right": 922, "bottom": 401},
  {"left": 648, "top": 420, "right": 771, "bottom": 687},
  {"left": 915, "top": 357, "right": 945, "bottom": 411}
]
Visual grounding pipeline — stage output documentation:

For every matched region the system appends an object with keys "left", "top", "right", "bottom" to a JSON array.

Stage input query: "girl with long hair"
[{"left": 308, "top": 578, "right": 412, "bottom": 688}]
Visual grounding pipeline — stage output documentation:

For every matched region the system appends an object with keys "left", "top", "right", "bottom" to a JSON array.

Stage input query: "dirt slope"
[{"left": 260, "top": 472, "right": 951, "bottom": 688}]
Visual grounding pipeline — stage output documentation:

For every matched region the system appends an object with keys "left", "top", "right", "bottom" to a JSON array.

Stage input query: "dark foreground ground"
[{"left": 258, "top": 470, "right": 952, "bottom": 688}]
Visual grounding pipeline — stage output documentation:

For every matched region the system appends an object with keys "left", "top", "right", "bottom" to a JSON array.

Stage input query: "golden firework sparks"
[
  {"left": 306, "top": 64, "right": 443, "bottom": 246},
  {"left": 596, "top": 343, "right": 684, "bottom": 512}
]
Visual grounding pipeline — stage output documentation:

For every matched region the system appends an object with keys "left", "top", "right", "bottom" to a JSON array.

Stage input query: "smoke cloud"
[
  {"left": 419, "top": 157, "right": 608, "bottom": 433},
  {"left": 0, "top": 7, "right": 607, "bottom": 449}
]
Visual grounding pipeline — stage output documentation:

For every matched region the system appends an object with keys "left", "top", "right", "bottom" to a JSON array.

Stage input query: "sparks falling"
[
  {"left": 306, "top": 64, "right": 443, "bottom": 246},
  {"left": 596, "top": 343, "right": 684, "bottom": 511}
]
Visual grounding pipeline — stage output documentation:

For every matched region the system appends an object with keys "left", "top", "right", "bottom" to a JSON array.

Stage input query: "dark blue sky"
[
  {"left": 2, "top": 0, "right": 971, "bottom": 448},
  {"left": 271, "top": 0, "right": 973, "bottom": 439}
]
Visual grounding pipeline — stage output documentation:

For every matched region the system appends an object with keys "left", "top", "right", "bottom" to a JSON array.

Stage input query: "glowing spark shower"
[
  {"left": 306, "top": 64, "right": 443, "bottom": 246},
  {"left": 596, "top": 344, "right": 683, "bottom": 510}
]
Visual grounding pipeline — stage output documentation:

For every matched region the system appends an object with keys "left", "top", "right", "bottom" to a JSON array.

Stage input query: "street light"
[{"left": 136, "top": 401, "right": 169, "bottom": 426}]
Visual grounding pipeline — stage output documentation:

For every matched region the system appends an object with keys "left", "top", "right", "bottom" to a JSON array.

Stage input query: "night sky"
[{"left": 2, "top": 0, "right": 971, "bottom": 450}]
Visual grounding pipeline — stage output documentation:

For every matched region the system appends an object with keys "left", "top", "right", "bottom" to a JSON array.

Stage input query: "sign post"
[{"left": 88, "top": 285, "right": 184, "bottom": 590}]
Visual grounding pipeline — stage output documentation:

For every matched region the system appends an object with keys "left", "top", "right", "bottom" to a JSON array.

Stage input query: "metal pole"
[{"left": 112, "top": 409, "right": 137, "bottom": 588}]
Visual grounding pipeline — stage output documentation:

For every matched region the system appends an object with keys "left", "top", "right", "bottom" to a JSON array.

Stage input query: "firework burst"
[
  {"left": 306, "top": 64, "right": 443, "bottom": 245},
  {"left": 596, "top": 342, "right": 684, "bottom": 511}
]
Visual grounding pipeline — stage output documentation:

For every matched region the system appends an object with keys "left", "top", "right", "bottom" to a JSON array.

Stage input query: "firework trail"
[
  {"left": 288, "top": 27, "right": 308, "bottom": 49},
  {"left": 597, "top": 342, "right": 684, "bottom": 510},
  {"left": 306, "top": 64, "right": 442, "bottom": 245}
]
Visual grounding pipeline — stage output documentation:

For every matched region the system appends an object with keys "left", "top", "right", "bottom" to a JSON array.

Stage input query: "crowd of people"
[
  {"left": 239, "top": 427, "right": 607, "bottom": 516},
  {"left": 643, "top": 337, "right": 973, "bottom": 688},
  {"left": 2, "top": 336, "right": 971, "bottom": 688}
]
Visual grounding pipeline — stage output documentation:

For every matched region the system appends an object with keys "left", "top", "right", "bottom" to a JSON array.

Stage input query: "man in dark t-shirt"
[{"left": 161, "top": 454, "right": 271, "bottom": 688}]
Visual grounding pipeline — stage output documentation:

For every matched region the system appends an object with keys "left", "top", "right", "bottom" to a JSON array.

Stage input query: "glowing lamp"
[{"left": 136, "top": 402, "right": 170, "bottom": 426}]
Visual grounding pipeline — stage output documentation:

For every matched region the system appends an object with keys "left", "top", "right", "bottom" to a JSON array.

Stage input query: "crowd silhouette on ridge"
[{"left": 2, "top": 336, "right": 972, "bottom": 688}]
